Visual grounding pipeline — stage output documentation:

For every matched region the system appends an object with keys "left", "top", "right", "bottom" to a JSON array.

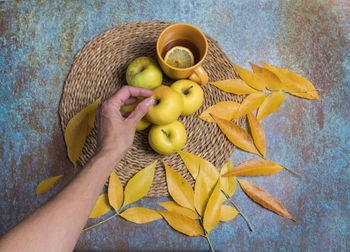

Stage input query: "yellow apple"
[
  {"left": 120, "top": 99, "right": 152, "bottom": 131},
  {"left": 146, "top": 85, "right": 184, "bottom": 125},
  {"left": 148, "top": 120, "right": 187, "bottom": 154},
  {"left": 170, "top": 79, "right": 204, "bottom": 116}
]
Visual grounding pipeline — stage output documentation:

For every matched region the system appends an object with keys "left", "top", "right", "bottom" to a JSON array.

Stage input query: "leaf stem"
[
  {"left": 82, "top": 212, "right": 119, "bottom": 232},
  {"left": 282, "top": 165, "right": 302, "bottom": 176},
  {"left": 221, "top": 190, "right": 254, "bottom": 232},
  {"left": 260, "top": 89, "right": 320, "bottom": 94},
  {"left": 205, "top": 232, "right": 215, "bottom": 252}
]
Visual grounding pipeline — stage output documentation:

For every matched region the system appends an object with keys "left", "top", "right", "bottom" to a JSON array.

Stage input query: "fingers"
[
  {"left": 121, "top": 111, "right": 131, "bottom": 118},
  {"left": 124, "top": 97, "right": 138, "bottom": 105},
  {"left": 128, "top": 97, "right": 154, "bottom": 124},
  {"left": 107, "top": 86, "right": 153, "bottom": 107}
]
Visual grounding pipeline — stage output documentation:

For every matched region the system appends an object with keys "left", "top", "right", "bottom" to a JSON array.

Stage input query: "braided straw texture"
[{"left": 59, "top": 21, "right": 244, "bottom": 197}]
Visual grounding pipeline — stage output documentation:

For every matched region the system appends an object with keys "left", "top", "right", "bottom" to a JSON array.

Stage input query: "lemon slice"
[{"left": 164, "top": 46, "right": 195, "bottom": 68}]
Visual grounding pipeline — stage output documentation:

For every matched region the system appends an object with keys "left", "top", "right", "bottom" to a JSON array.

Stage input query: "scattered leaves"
[
  {"left": 89, "top": 193, "right": 112, "bottom": 218},
  {"left": 64, "top": 97, "right": 101, "bottom": 165},
  {"left": 222, "top": 158, "right": 283, "bottom": 177},
  {"left": 157, "top": 210, "right": 204, "bottom": 236},
  {"left": 164, "top": 161, "right": 195, "bottom": 211},
  {"left": 233, "top": 63, "right": 265, "bottom": 90},
  {"left": 209, "top": 79, "right": 259, "bottom": 95},
  {"left": 250, "top": 63, "right": 283, "bottom": 91},
  {"left": 257, "top": 92, "right": 285, "bottom": 121},
  {"left": 234, "top": 92, "right": 266, "bottom": 119},
  {"left": 123, "top": 160, "right": 157, "bottom": 207},
  {"left": 220, "top": 205, "right": 239, "bottom": 222},
  {"left": 194, "top": 166, "right": 215, "bottom": 216},
  {"left": 220, "top": 160, "right": 236, "bottom": 198},
  {"left": 238, "top": 179, "right": 295, "bottom": 221},
  {"left": 210, "top": 114, "right": 260, "bottom": 155},
  {"left": 120, "top": 207, "right": 161, "bottom": 224},
  {"left": 247, "top": 112, "right": 266, "bottom": 157},
  {"left": 199, "top": 101, "right": 240, "bottom": 122},
  {"left": 36, "top": 174, "right": 64, "bottom": 196},
  {"left": 157, "top": 201, "right": 198, "bottom": 219},
  {"left": 108, "top": 171, "right": 124, "bottom": 211}
]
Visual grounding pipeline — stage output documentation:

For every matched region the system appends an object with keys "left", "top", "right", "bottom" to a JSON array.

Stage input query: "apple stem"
[
  {"left": 183, "top": 85, "right": 193, "bottom": 95},
  {"left": 161, "top": 129, "right": 170, "bottom": 138}
]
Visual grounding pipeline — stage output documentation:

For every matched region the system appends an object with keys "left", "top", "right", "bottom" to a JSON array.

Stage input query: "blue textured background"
[{"left": 0, "top": 0, "right": 349, "bottom": 251}]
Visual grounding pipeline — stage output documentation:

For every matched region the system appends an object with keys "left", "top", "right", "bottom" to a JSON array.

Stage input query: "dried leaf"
[
  {"left": 209, "top": 79, "right": 259, "bottom": 95},
  {"left": 233, "top": 92, "right": 266, "bottom": 119},
  {"left": 64, "top": 97, "right": 102, "bottom": 164},
  {"left": 177, "top": 151, "right": 218, "bottom": 180},
  {"left": 210, "top": 114, "right": 260, "bottom": 155},
  {"left": 164, "top": 161, "right": 195, "bottom": 211},
  {"left": 157, "top": 210, "right": 204, "bottom": 236},
  {"left": 220, "top": 160, "right": 236, "bottom": 198},
  {"left": 199, "top": 101, "right": 240, "bottom": 122},
  {"left": 250, "top": 63, "right": 284, "bottom": 91},
  {"left": 261, "top": 62, "right": 319, "bottom": 100},
  {"left": 222, "top": 158, "right": 283, "bottom": 177},
  {"left": 194, "top": 166, "right": 217, "bottom": 217},
  {"left": 157, "top": 201, "right": 198, "bottom": 219},
  {"left": 220, "top": 205, "right": 238, "bottom": 222},
  {"left": 108, "top": 171, "right": 124, "bottom": 212},
  {"left": 257, "top": 92, "right": 285, "bottom": 121},
  {"left": 233, "top": 63, "right": 265, "bottom": 90},
  {"left": 247, "top": 112, "right": 266, "bottom": 157},
  {"left": 89, "top": 193, "right": 112, "bottom": 218},
  {"left": 203, "top": 180, "right": 223, "bottom": 233},
  {"left": 238, "top": 179, "right": 296, "bottom": 221},
  {"left": 36, "top": 174, "right": 64, "bottom": 196},
  {"left": 120, "top": 207, "right": 161, "bottom": 224},
  {"left": 122, "top": 160, "right": 157, "bottom": 207}
]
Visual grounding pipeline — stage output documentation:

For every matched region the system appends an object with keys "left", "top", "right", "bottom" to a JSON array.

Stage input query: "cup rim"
[{"left": 156, "top": 23, "right": 208, "bottom": 71}]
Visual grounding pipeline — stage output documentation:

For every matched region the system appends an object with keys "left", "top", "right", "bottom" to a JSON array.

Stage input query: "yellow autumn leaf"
[
  {"left": 247, "top": 112, "right": 266, "bottom": 157},
  {"left": 210, "top": 114, "right": 260, "bottom": 155},
  {"left": 220, "top": 205, "right": 238, "bottom": 222},
  {"left": 89, "top": 193, "right": 112, "bottom": 218},
  {"left": 157, "top": 201, "right": 198, "bottom": 219},
  {"left": 36, "top": 174, "right": 64, "bottom": 196},
  {"left": 250, "top": 63, "right": 284, "bottom": 91},
  {"left": 157, "top": 210, "right": 204, "bottom": 237},
  {"left": 108, "top": 171, "right": 124, "bottom": 212},
  {"left": 222, "top": 158, "right": 283, "bottom": 177},
  {"left": 233, "top": 92, "right": 266, "bottom": 119},
  {"left": 232, "top": 63, "right": 265, "bottom": 90},
  {"left": 164, "top": 161, "right": 195, "bottom": 211},
  {"left": 220, "top": 160, "right": 236, "bottom": 198},
  {"left": 257, "top": 92, "right": 285, "bottom": 121},
  {"left": 203, "top": 180, "right": 223, "bottom": 233},
  {"left": 177, "top": 150, "right": 219, "bottom": 181},
  {"left": 119, "top": 207, "right": 161, "bottom": 224},
  {"left": 64, "top": 96, "right": 102, "bottom": 164},
  {"left": 199, "top": 101, "right": 240, "bottom": 122},
  {"left": 194, "top": 166, "right": 218, "bottom": 217},
  {"left": 209, "top": 79, "right": 259, "bottom": 95},
  {"left": 122, "top": 160, "right": 157, "bottom": 207},
  {"left": 261, "top": 62, "right": 319, "bottom": 100}
]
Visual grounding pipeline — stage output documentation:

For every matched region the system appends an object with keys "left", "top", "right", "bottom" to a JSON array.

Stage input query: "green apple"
[
  {"left": 146, "top": 85, "right": 184, "bottom": 125},
  {"left": 170, "top": 79, "right": 204, "bottom": 116},
  {"left": 120, "top": 99, "right": 152, "bottom": 131},
  {"left": 126, "top": 57, "right": 162, "bottom": 89},
  {"left": 148, "top": 120, "right": 187, "bottom": 154}
]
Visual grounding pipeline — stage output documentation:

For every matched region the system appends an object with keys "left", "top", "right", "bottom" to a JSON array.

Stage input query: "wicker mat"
[{"left": 59, "top": 21, "right": 244, "bottom": 197}]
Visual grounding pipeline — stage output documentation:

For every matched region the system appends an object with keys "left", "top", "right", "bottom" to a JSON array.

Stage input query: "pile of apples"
[{"left": 122, "top": 56, "right": 204, "bottom": 155}]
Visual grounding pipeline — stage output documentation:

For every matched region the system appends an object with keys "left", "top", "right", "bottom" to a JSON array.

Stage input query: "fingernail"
[{"left": 145, "top": 98, "right": 154, "bottom": 107}]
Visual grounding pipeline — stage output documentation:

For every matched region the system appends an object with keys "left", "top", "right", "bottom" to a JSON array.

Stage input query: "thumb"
[{"left": 128, "top": 97, "right": 154, "bottom": 124}]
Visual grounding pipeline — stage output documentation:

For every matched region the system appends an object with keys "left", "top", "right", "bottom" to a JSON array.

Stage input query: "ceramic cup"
[{"left": 156, "top": 23, "right": 208, "bottom": 86}]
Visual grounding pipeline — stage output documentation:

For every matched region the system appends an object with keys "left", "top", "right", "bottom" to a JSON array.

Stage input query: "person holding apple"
[{"left": 0, "top": 86, "right": 155, "bottom": 251}]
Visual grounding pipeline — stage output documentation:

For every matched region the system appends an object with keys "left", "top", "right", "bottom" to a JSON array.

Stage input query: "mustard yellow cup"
[{"left": 156, "top": 23, "right": 208, "bottom": 86}]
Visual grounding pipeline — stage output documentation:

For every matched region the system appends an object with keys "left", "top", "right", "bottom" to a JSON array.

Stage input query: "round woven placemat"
[{"left": 59, "top": 21, "right": 243, "bottom": 197}]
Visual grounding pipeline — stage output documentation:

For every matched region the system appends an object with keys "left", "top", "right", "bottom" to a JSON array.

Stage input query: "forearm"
[{"left": 0, "top": 150, "right": 122, "bottom": 252}]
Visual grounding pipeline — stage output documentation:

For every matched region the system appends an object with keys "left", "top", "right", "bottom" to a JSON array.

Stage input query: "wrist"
[{"left": 93, "top": 148, "right": 123, "bottom": 170}]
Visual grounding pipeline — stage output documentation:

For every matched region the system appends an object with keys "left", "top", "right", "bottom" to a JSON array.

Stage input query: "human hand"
[{"left": 96, "top": 86, "right": 154, "bottom": 161}]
